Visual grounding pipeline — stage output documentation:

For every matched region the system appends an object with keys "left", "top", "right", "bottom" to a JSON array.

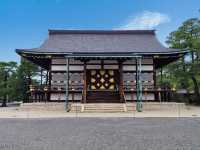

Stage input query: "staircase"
[{"left": 71, "top": 103, "right": 127, "bottom": 113}]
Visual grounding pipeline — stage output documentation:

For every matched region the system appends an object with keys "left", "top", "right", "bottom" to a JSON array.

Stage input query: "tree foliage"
[
  {"left": 0, "top": 59, "right": 39, "bottom": 106},
  {"left": 161, "top": 18, "right": 200, "bottom": 104},
  {"left": 0, "top": 61, "right": 17, "bottom": 106},
  {"left": 16, "top": 58, "right": 39, "bottom": 102}
]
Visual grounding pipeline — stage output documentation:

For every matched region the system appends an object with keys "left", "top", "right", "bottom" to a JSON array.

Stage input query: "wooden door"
[{"left": 86, "top": 69, "right": 120, "bottom": 103}]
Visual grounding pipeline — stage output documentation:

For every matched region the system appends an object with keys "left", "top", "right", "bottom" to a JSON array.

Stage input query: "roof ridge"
[{"left": 48, "top": 29, "right": 156, "bottom": 35}]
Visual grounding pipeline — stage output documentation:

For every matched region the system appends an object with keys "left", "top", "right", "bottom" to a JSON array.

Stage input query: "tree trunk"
[
  {"left": 24, "top": 75, "right": 32, "bottom": 103},
  {"left": 182, "top": 57, "right": 186, "bottom": 72},
  {"left": 191, "top": 51, "right": 195, "bottom": 64}
]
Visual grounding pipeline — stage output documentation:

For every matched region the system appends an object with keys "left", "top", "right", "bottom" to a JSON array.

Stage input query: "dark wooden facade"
[{"left": 49, "top": 58, "right": 155, "bottom": 102}]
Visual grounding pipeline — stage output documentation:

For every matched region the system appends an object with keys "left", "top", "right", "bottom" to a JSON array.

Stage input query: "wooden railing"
[
  {"left": 27, "top": 85, "right": 178, "bottom": 102},
  {"left": 122, "top": 91, "right": 126, "bottom": 103}
]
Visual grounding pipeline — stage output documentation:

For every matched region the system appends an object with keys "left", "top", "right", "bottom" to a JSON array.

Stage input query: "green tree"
[
  {"left": 164, "top": 18, "right": 200, "bottom": 104},
  {"left": 0, "top": 61, "right": 17, "bottom": 107},
  {"left": 16, "top": 58, "right": 39, "bottom": 102}
]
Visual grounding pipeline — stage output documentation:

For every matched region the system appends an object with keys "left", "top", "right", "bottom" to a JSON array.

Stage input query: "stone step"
[
  {"left": 84, "top": 110, "right": 124, "bottom": 113},
  {"left": 84, "top": 106, "right": 125, "bottom": 108},
  {"left": 83, "top": 108, "right": 125, "bottom": 111},
  {"left": 69, "top": 106, "right": 82, "bottom": 112},
  {"left": 69, "top": 103, "right": 127, "bottom": 113},
  {"left": 82, "top": 104, "right": 126, "bottom": 113}
]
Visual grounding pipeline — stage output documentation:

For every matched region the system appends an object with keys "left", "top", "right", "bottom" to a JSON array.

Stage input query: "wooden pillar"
[
  {"left": 45, "top": 70, "right": 49, "bottom": 86},
  {"left": 153, "top": 59, "right": 158, "bottom": 101},
  {"left": 47, "top": 60, "right": 52, "bottom": 102},
  {"left": 135, "top": 58, "right": 138, "bottom": 102},
  {"left": 40, "top": 68, "right": 43, "bottom": 86},
  {"left": 136, "top": 57, "right": 142, "bottom": 112},
  {"left": 83, "top": 61, "right": 87, "bottom": 103},
  {"left": 65, "top": 57, "right": 70, "bottom": 111},
  {"left": 160, "top": 67, "right": 163, "bottom": 84},
  {"left": 100, "top": 60, "right": 104, "bottom": 70},
  {"left": 119, "top": 61, "right": 124, "bottom": 103}
]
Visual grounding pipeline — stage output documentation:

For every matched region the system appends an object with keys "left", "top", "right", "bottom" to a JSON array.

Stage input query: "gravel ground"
[{"left": 0, "top": 118, "right": 200, "bottom": 150}]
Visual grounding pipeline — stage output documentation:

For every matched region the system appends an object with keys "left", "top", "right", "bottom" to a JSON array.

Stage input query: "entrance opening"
[{"left": 86, "top": 69, "right": 121, "bottom": 103}]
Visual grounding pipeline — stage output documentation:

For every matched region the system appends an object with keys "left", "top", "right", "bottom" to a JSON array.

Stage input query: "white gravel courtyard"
[{"left": 0, "top": 118, "right": 200, "bottom": 150}]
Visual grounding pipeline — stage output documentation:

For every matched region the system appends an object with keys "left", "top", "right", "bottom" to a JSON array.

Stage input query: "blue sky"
[{"left": 0, "top": 0, "right": 199, "bottom": 62}]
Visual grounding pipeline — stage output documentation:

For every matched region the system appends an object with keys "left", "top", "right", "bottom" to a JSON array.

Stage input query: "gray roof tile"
[{"left": 16, "top": 29, "right": 182, "bottom": 55}]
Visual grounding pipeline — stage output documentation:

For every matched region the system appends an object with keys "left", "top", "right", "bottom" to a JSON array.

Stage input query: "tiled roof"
[{"left": 16, "top": 29, "right": 183, "bottom": 55}]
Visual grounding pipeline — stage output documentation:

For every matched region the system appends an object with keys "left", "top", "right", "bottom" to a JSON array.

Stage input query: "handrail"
[
  {"left": 82, "top": 90, "right": 84, "bottom": 101},
  {"left": 122, "top": 91, "right": 126, "bottom": 103}
]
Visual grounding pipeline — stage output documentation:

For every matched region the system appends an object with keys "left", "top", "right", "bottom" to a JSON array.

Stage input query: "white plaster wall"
[
  {"left": 104, "top": 65, "right": 119, "bottom": 69},
  {"left": 123, "top": 59, "right": 153, "bottom": 65},
  {"left": 142, "top": 65, "right": 153, "bottom": 71},
  {"left": 86, "top": 65, "right": 101, "bottom": 69},
  {"left": 123, "top": 65, "right": 136, "bottom": 71},
  {"left": 123, "top": 65, "right": 153, "bottom": 71},
  {"left": 52, "top": 58, "right": 83, "bottom": 65},
  {"left": 51, "top": 65, "right": 84, "bottom": 71}
]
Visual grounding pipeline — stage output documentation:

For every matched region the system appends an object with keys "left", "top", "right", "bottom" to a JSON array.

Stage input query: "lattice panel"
[
  {"left": 51, "top": 72, "right": 84, "bottom": 91},
  {"left": 123, "top": 72, "right": 154, "bottom": 90},
  {"left": 88, "top": 70, "right": 117, "bottom": 90}
]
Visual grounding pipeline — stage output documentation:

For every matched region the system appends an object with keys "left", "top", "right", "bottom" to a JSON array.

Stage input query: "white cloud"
[{"left": 117, "top": 11, "right": 170, "bottom": 30}]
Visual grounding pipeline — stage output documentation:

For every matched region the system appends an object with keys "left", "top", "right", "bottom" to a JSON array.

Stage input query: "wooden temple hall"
[{"left": 16, "top": 30, "right": 186, "bottom": 110}]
